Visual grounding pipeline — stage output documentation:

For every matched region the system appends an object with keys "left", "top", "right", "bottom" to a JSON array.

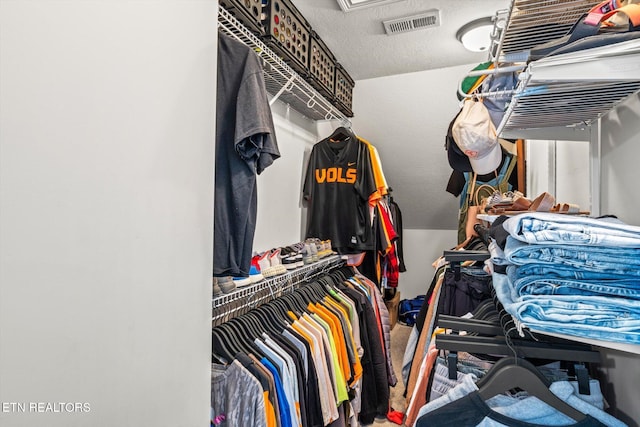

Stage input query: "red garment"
[{"left": 377, "top": 201, "right": 400, "bottom": 287}]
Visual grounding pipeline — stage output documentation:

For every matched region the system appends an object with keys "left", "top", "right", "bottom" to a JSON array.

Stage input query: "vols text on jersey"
[{"left": 315, "top": 167, "right": 357, "bottom": 184}]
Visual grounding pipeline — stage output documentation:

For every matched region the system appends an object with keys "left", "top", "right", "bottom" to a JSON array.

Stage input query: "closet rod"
[
  {"left": 467, "top": 64, "right": 526, "bottom": 78},
  {"left": 443, "top": 250, "right": 490, "bottom": 263},
  {"left": 457, "top": 64, "right": 524, "bottom": 100}
]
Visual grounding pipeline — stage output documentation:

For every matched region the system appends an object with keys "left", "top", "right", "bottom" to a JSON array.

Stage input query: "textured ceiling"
[{"left": 291, "top": 0, "right": 510, "bottom": 80}]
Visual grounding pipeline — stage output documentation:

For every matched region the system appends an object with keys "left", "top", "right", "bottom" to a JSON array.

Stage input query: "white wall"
[
  {"left": 351, "top": 64, "right": 476, "bottom": 230},
  {"left": 0, "top": 2, "right": 216, "bottom": 426},
  {"left": 253, "top": 102, "right": 319, "bottom": 251},
  {"left": 596, "top": 93, "right": 640, "bottom": 426},
  {"left": 600, "top": 93, "right": 640, "bottom": 224},
  {"left": 398, "top": 229, "right": 458, "bottom": 300},
  {"left": 526, "top": 140, "right": 591, "bottom": 211}
]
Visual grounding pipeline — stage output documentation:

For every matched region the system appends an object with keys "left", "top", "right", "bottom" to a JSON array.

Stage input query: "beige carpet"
[{"left": 368, "top": 323, "right": 411, "bottom": 426}]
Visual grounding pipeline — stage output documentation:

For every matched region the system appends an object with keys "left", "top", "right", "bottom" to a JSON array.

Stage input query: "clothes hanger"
[
  {"left": 228, "top": 316, "right": 262, "bottom": 354},
  {"left": 211, "top": 328, "right": 236, "bottom": 363},
  {"left": 218, "top": 321, "right": 255, "bottom": 356},
  {"left": 281, "top": 292, "right": 306, "bottom": 317},
  {"left": 476, "top": 357, "right": 587, "bottom": 422},
  {"left": 269, "top": 298, "right": 292, "bottom": 321},
  {"left": 327, "top": 126, "right": 354, "bottom": 142},
  {"left": 255, "top": 305, "right": 286, "bottom": 335}
]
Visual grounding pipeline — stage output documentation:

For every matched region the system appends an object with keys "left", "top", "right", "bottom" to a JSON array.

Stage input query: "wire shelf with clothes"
[{"left": 212, "top": 254, "right": 344, "bottom": 326}]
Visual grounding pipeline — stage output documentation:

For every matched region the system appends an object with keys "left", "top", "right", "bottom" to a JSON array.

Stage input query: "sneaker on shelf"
[
  {"left": 293, "top": 253, "right": 304, "bottom": 268},
  {"left": 268, "top": 248, "right": 287, "bottom": 275},
  {"left": 307, "top": 239, "right": 319, "bottom": 262},
  {"left": 212, "top": 277, "right": 222, "bottom": 297},
  {"left": 255, "top": 251, "right": 279, "bottom": 278},
  {"left": 318, "top": 240, "right": 329, "bottom": 257},
  {"left": 325, "top": 239, "right": 335, "bottom": 255},
  {"left": 282, "top": 254, "right": 297, "bottom": 270},
  {"left": 290, "top": 242, "right": 305, "bottom": 253},
  {"left": 249, "top": 263, "right": 264, "bottom": 283},
  {"left": 232, "top": 276, "right": 252, "bottom": 288},
  {"left": 302, "top": 243, "right": 314, "bottom": 265},
  {"left": 214, "top": 276, "right": 236, "bottom": 295},
  {"left": 316, "top": 239, "right": 329, "bottom": 258}
]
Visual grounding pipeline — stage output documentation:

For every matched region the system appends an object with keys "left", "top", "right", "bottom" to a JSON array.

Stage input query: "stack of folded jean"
[{"left": 490, "top": 212, "right": 640, "bottom": 345}]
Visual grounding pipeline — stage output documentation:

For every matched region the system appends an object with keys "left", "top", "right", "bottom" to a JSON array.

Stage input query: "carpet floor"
[{"left": 364, "top": 323, "right": 411, "bottom": 426}]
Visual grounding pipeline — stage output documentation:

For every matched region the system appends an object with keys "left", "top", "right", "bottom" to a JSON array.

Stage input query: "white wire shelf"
[
  {"left": 487, "top": 0, "right": 640, "bottom": 138},
  {"left": 218, "top": 6, "right": 350, "bottom": 124},
  {"left": 498, "top": 38, "right": 640, "bottom": 137},
  {"left": 211, "top": 254, "right": 344, "bottom": 326},
  {"left": 499, "top": 0, "right": 602, "bottom": 59}
]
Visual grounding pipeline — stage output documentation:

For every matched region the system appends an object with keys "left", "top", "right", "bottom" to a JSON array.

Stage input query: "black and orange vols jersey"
[{"left": 303, "top": 134, "right": 376, "bottom": 253}]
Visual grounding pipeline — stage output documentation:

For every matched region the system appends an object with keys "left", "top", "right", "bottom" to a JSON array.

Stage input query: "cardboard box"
[{"left": 384, "top": 291, "right": 401, "bottom": 330}]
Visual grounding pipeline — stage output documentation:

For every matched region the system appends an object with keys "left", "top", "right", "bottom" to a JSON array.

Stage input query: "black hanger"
[
  {"left": 219, "top": 321, "right": 254, "bottom": 355},
  {"left": 271, "top": 298, "right": 293, "bottom": 321},
  {"left": 281, "top": 293, "right": 305, "bottom": 317},
  {"left": 255, "top": 306, "right": 285, "bottom": 335},
  {"left": 212, "top": 327, "right": 240, "bottom": 363},
  {"left": 476, "top": 357, "right": 587, "bottom": 422},
  {"left": 327, "top": 126, "right": 354, "bottom": 142},
  {"left": 212, "top": 328, "right": 235, "bottom": 363}
]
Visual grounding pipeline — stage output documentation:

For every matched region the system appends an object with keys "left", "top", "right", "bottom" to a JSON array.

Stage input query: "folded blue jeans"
[
  {"left": 510, "top": 263, "right": 631, "bottom": 282},
  {"left": 506, "top": 265, "right": 640, "bottom": 300},
  {"left": 504, "top": 237, "right": 640, "bottom": 276},
  {"left": 493, "top": 271, "right": 640, "bottom": 344},
  {"left": 502, "top": 212, "right": 640, "bottom": 247}
]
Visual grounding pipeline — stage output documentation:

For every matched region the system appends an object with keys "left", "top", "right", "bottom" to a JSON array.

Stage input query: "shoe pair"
[
  {"left": 304, "top": 238, "right": 332, "bottom": 262},
  {"left": 212, "top": 276, "right": 236, "bottom": 297},
  {"left": 253, "top": 249, "right": 287, "bottom": 278},
  {"left": 280, "top": 246, "right": 303, "bottom": 270}
]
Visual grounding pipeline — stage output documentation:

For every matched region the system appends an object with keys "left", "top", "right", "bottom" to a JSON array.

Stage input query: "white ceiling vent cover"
[{"left": 383, "top": 10, "right": 441, "bottom": 35}]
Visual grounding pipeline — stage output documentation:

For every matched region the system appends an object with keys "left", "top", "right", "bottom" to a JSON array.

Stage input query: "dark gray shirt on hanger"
[{"left": 214, "top": 32, "right": 280, "bottom": 277}]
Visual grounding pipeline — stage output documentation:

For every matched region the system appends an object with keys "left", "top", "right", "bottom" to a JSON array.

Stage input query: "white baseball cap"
[{"left": 451, "top": 99, "right": 502, "bottom": 175}]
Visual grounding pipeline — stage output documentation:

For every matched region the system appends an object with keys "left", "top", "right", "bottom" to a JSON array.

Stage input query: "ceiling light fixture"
[
  {"left": 336, "top": 0, "right": 405, "bottom": 13},
  {"left": 456, "top": 17, "right": 495, "bottom": 52}
]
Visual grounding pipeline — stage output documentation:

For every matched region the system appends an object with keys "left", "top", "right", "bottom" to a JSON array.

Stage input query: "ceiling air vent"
[{"left": 383, "top": 10, "right": 441, "bottom": 35}]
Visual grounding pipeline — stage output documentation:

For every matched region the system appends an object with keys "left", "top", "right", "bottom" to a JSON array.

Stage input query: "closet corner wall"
[
  {"left": 595, "top": 92, "right": 640, "bottom": 426},
  {"left": 0, "top": 2, "right": 217, "bottom": 426}
]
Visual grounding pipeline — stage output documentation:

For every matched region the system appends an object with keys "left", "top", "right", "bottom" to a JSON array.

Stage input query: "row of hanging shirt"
[{"left": 211, "top": 266, "right": 396, "bottom": 427}]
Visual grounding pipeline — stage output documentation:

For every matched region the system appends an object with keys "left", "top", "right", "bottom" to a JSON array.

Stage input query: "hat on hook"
[
  {"left": 446, "top": 108, "right": 473, "bottom": 172},
  {"left": 451, "top": 98, "right": 502, "bottom": 175},
  {"left": 457, "top": 61, "right": 495, "bottom": 101}
]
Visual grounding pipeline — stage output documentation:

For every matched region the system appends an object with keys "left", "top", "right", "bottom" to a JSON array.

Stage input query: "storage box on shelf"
[
  {"left": 219, "top": 0, "right": 266, "bottom": 36},
  {"left": 334, "top": 63, "right": 355, "bottom": 117},
  {"left": 218, "top": 4, "right": 351, "bottom": 123},
  {"left": 308, "top": 31, "right": 337, "bottom": 101},
  {"left": 263, "top": 0, "right": 311, "bottom": 76}
]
